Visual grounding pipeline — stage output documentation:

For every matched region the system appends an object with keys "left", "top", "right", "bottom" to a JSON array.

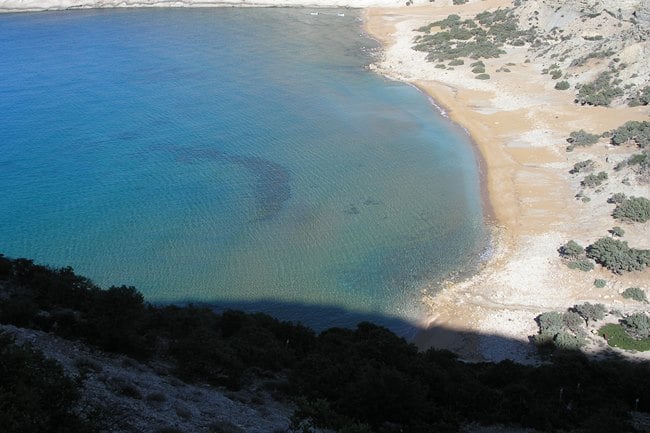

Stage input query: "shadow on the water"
[{"left": 168, "top": 298, "right": 420, "bottom": 338}]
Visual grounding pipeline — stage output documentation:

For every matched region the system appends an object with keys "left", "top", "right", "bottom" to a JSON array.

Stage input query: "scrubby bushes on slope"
[{"left": 1, "top": 254, "right": 650, "bottom": 432}]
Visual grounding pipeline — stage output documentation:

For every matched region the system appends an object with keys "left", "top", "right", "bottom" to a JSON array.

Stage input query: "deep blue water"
[{"left": 0, "top": 8, "right": 486, "bottom": 332}]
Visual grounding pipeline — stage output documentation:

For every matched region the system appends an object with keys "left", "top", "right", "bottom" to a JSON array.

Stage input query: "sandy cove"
[{"left": 365, "top": 1, "right": 650, "bottom": 362}]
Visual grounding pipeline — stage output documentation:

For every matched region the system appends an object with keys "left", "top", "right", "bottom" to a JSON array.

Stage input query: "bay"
[{"left": 0, "top": 8, "right": 487, "bottom": 332}]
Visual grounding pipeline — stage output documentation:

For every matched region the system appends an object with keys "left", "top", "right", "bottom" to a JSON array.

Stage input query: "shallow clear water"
[{"left": 0, "top": 8, "right": 486, "bottom": 331}]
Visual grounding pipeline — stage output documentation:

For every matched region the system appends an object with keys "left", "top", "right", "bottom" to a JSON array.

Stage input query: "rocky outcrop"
[
  {"left": 1, "top": 324, "right": 294, "bottom": 433},
  {"left": 514, "top": 0, "right": 650, "bottom": 105}
]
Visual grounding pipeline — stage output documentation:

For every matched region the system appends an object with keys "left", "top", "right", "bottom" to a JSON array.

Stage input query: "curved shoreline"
[{"left": 364, "top": 3, "right": 650, "bottom": 362}]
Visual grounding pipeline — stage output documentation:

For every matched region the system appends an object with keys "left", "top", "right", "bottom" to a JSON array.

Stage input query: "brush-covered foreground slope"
[{"left": 1, "top": 254, "right": 650, "bottom": 433}]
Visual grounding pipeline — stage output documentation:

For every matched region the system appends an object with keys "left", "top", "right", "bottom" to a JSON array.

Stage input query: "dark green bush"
[
  {"left": 622, "top": 287, "right": 647, "bottom": 302},
  {"left": 475, "top": 73, "right": 491, "bottom": 80},
  {"left": 609, "top": 226, "right": 625, "bottom": 237},
  {"left": 628, "top": 86, "right": 650, "bottom": 106},
  {"left": 559, "top": 240, "right": 584, "bottom": 257},
  {"left": 414, "top": 9, "right": 532, "bottom": 62},
  {"left": 0, "top": 333, "right": 91, "bottom": 433},
  {"left": 622, "top": 313, "right": 650, "bottom": 339},
  {"left": 448, "top": 59, "right": 464, "bottom": 66},
  {"left": 612, "top": 196, "right": 650, "bottom": 222},
  {"left": 573, "top": 302, "right": 606, "bottom": 326},
  {"left": 594, "top": 279, "right": 607, "bottom": 288},
  {"left": 575, "top": 72, "right": 623, "bottom": 106},
  {"left": 555, "top": 80, "right": 570, "bottom": 90},
  {"left": 567, "top": 129, "right": 600, "bottom": 146},
  {"left": 608, "top": 192, "right": 627, "bottom": 204},
  {"left": 581, "top": 171, "right": 607, "bottom": 187},
  {"left": 570, "top": 159, "right": 594, "bottom": 173},
  {"left": 610, "top": 121, "right": 650, "bottom": 148},
  {"left": 586, "top": 237, "right": 650, "bottom": 274}
]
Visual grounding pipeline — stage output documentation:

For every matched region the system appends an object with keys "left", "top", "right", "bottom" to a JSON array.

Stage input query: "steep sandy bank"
[{"left": 365, "top": 1, "right": 649, "bottom": 363}]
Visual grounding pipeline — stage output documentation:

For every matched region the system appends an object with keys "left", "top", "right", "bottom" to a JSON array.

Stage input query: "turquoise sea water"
[{"left": 0, "top": 8, "right": 486, "bottom": 331}]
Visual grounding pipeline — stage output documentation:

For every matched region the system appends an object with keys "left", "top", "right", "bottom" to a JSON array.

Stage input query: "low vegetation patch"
[
  {"left": 586, "top": 237, "right": 650, "bottom": 274},
  {"left": 0, "top": 333, "right": 93, "bottom": 433},
  {"left": 628, "top": 86, "right": 650, "bottom": 106},
  {"left": 609, "top": 226, "right": 625, "bottom": 237},
  {"left": 599, "top": 323, "right": 650, "bottom": 351},
  {"left": 575, "top": 72, "right": 623, "bottom": 106},
  {"left": 559, "top": 241, "right": 595, "bottom": 271},
  {"left": 612, "top": 196, "right": 650, "bottom": 223},
  {"left": 611, "top": 121, "right": 650, "bottom": 148},
  {"left": 559, "top": 240, "right": 584, "bottom": 258},
  {"left": 570, "top": 160, "right": 594, "bottom": 174},
  {"left": 567, "top": 129, "right": 600, "bottom": 146},
  {"left": 413, "top": 8, "right": 535, "bottom": 62},
  {"left": 581, "top": 171, "right": 607, "bottom": 187},
  {"left": 566, "top": 260, "right": 594, "bottom": 271},
  {"left": 554, "top": 80, "right": 570, "bottom": 90},
  {"left": 622, "top": 287, "right": 648, "bottom": 302}
]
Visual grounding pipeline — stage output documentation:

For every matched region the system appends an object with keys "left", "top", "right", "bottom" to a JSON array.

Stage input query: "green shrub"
[
  {"left": 609, "top": 226, "right": 625, "bottom": 237},
  {"left": 573, "top": 302, "right": 606, "bottom": 326},
  {"left": 550, "top": 70, "right": 562, "bottom": 80},
  {"left": 586, "top": 237, "right": 650, "bottom": 274},
  {"left": 567, "top": 260, "right": 594, "bottom": 271},
  {"left": 628, "top": 86, "right": 650, "bottom": 106},
  {"left": 471, "top": 66, "right": 486, "bottom": 73},
  {"left": 599, "top": 323, "right": 650, "bottom": 351},
  {"left": 612, "top": 196, "right": 650, "bottom": 222},
  {"left": 607, "top": 192, "right": 626, "bottom": 204},
  {"left": 475, "top": 73, "right": 491, "bottom": 80},
  {"left": 448, "top": 59, "right": 464, "bottom": 66},
  {"left": 414, "top": 9, "right": 530, "bottom": 62},
  {"left": 575, "top": 72, "right": 623, "bottom": 106},
  {"left": 563, "top": 311, "right": 585, "bottom": 335},
  {"left": 555, "top": 80, "right": 570, "bottom": 90},
  {"left": 610, "top": 120, "right": 650, "bottom": 148},
  {"left": 594, "top": 279, "right": 606, "bottom": 288},
  {"left": 554, "top": 331, "right": 586, "bottom": 350},
  {"left": 567, "top": 129, "right": 599, "bottom": 146},
  {"left": 435, "top": 63, "right": 447, "bottom": 69},
  {"left": 622, "top": 287, "right": 647, "bottom": 302},
  {"left": 0, "top": 333, "right": 91, "bottom": 433},
  {"left": 570, "top": 160, "right": 593, "bottom": 173},
  {"left": 470, "top": 60, "right": 485, "bottom": 67},
  {"left": 622, "top": 313, "right": 650, "bottom": 339},
  {"left": 581, "top": 171, "right": 607, "bottom": 187},
  {"left": 537, "top": 311, "right": 564, "bottom": 335},
  {"left": 559, "top": 240, "right": 584, "bottom": 257}
]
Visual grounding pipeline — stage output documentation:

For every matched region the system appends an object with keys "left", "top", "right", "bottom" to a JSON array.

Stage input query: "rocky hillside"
[
  {"left": 1, "top": 324, "right": 293, "bottom": 433},
  {"left": 518, "top": 0, "right": 650, "bottom": 105},
  {"left": 413, "top": 0, "right": 650, "bottom": 107}
]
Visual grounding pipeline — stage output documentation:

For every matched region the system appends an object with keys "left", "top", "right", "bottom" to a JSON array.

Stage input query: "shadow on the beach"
[{"left": 163, "top": 297, "right": 545, "bottom": 363}]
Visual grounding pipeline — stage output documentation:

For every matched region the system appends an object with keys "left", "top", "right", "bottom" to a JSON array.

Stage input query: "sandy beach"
[{"left": 365, "top": 1, "right": 650, "bottom": 362}]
